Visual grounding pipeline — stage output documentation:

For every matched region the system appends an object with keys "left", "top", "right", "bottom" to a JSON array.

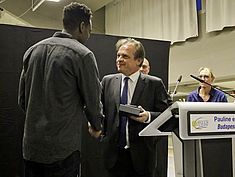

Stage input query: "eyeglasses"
[{"left": 198, "top": 75, "right": 210, "bottom": 79}]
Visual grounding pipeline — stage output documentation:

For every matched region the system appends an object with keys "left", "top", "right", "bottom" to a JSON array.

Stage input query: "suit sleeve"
[
  {"left": 150, "top": 79, "right": 170, "bottom": 119},
  {"left": 101, "top": 77, "right": 107, "bottom": 134}
]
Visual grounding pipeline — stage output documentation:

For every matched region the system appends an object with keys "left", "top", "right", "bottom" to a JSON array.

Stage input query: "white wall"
[
  {"left": 169, "top": 12, "right": 235, "bottom": 85},
  {"left": 0, "top": 9, "right": 32, "bottom": 26}
]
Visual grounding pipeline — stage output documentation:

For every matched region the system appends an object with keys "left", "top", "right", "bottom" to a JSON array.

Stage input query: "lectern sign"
[
  {"left": 139, "top": 102, "right": 235, "bottom": 139},
  {"left": 188, "top": 111, "right": 235, "bottom": 136}
]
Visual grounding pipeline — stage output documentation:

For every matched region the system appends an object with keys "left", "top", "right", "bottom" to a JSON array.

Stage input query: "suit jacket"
[{"left": 101, "top": 72, "right": 170, "bottom": 174}]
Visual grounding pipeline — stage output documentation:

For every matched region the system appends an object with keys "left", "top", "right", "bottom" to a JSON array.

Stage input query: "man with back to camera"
[
  {"left": 89, "top": 38, "right": 170, "bottom": 177},
  {"left": 18, "top": 2, "right": 103, "bottom": 177}
]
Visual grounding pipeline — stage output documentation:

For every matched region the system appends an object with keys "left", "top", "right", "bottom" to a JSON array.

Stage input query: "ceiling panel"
[{"left": 0, "top": 0, "right": 113, "bottom": 28}]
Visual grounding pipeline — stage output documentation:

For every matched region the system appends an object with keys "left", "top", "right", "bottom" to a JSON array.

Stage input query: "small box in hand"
[{"left": 119, "top": 104, "right": 142, "bottom": 116}]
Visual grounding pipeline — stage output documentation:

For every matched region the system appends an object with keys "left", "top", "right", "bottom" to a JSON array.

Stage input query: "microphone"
[
  {"left": 190, "top": 74, "right": 235, "bottom": 98},
  {"left": 190, "top": 75, "right": 206, "bottom": 84},
  {"left": 171, "top": 75, "right": 182, "bottom": 100}
]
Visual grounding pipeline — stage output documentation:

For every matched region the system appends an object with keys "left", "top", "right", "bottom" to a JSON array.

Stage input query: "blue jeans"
[{"left": 24, "top": 151, "right": 80, "bottom": 177}]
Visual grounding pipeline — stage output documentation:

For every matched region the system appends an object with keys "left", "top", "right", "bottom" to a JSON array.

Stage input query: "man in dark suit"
[{"left": 100, "top": 38, "right": 170, "bottom": 177}]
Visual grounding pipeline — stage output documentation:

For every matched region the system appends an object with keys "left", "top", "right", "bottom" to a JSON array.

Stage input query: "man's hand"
[
  {"left": 88, "top": 122, "right": 102, "bottom": 138},
  {"left": 129, "top": 106, "right": 149, "bottom": 123}
]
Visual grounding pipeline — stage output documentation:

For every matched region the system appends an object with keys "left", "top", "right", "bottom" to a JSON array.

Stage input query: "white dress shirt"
[{"left": 121, "top": 71, "right": 150, "bottom": 148}]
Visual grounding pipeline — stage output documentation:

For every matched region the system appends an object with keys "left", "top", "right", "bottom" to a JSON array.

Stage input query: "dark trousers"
[
  {"left": 24, "top": 150, "right": 80, "bottom": 177},
  {"left": 107, "top": 148, "right": 152, "bottom": 177}
]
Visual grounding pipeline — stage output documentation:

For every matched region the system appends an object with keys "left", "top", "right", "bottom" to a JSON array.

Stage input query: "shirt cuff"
[{"left": 144, "top": 112, "right": 151, "bottom": 123}]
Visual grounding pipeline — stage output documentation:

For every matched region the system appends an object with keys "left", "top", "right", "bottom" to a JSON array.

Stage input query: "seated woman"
[{"left": 187, "top": 67, "right": 227, "bottom": 102}]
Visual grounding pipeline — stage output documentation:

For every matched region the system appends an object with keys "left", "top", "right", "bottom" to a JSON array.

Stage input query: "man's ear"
[{"left": 79, "top": 21, "right": 85, "bottom": 33}]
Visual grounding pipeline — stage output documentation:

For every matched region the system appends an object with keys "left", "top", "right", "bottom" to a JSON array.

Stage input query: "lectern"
[{"left": 139, "top": 102, "right": 235, "bottom": 177}]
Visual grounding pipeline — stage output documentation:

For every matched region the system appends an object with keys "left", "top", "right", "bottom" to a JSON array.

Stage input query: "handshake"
[
  {"left": 88, "top": 104, "right": 150, "bottom": 139},
  {"left": 88, "top": 122, "right": 103, "bottom": 139}
]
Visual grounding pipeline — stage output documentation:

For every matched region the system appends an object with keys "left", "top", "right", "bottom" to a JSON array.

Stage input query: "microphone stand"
[
  {"left": 171, "top": 75, "right": 182, "bottom": 100},
  {"left": 190, "top": 75, "right": 235, "bottom": 99}
]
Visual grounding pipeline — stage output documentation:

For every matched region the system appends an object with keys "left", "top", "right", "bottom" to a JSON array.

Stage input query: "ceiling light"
[
  {"left": 32, "top": 0, "right": 60, "bottom": 11},
  {"left": 46, "top": 0, "right": 60, "bottom": 2},
  {"left": 32, "top": 0, "right": 45, "bottom": 11}
]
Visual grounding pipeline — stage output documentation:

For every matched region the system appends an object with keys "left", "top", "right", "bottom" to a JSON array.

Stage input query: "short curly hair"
[{"left": 63, "top": 2, "right": 92, "bottom": 32}]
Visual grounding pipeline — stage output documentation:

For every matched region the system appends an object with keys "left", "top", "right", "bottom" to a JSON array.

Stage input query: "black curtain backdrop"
[{"left": 0, "top": 24, "right": 170, "bottom": 177}]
